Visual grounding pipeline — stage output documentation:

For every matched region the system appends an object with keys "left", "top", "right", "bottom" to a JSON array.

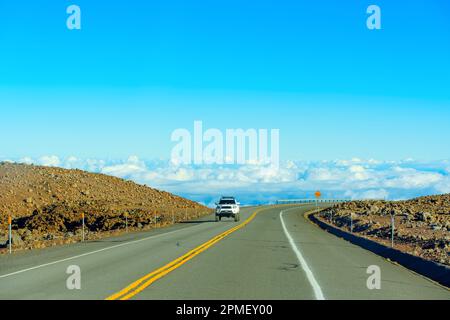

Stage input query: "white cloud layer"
[{"left": 2, "top": 156, "right": 449, "bottom": 206}]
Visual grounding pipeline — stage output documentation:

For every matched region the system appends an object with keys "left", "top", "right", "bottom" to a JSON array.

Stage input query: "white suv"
[{"left": 215, "top": 197, "right": 240, "bottom": 222}]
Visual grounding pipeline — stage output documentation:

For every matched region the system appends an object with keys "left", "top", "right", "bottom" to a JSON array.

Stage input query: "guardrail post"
[
  {"left": 8, "top": 215, "right": 12, "bottom": 254},
  {"left": 350, "top": 213, "right": 353, "bottom": 233},
  {"left": 81, "top": 213, "right": 85, "bottom": 242},
  {"left": 156, "top": 212, "right": 160, "bottom": 228},
  {"left": 391, "top": 214, "right": 395, "bottom": 248}
]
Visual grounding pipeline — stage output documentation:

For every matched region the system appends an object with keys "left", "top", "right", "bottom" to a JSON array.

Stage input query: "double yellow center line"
[{"left": 106, "top": 208, "right": 263, "bottom": 300}]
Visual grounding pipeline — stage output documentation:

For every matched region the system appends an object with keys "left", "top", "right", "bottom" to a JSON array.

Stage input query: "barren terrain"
[
  {"left": 0, "top": 162, "right": 211, "bottom": 252},
  {"left": 317, "top": 195, "right": 450, "bottom": 266}
]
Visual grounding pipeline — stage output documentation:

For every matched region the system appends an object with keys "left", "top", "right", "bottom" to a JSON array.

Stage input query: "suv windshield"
[{"left": 219, "top": 199, "right": 236, "bottom": 205}]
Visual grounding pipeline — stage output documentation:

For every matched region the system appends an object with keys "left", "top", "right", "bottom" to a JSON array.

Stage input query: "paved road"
[{"left": 0, "top": 205, "right": 448, "bottom": 300}]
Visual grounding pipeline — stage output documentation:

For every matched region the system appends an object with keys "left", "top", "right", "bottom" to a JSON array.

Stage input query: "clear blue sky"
[{"left": 1, "top": 0, "right": 449, "bottom": 161}]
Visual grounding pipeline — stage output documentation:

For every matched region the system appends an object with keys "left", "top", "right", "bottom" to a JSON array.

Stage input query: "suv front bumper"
[{"left": 216, "top": 210, "right": 239, "bottom": 216}]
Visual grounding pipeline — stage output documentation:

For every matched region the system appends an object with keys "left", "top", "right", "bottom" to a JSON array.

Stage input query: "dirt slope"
[
  {"left": 0, "top": 162, "right": 211, "bottom": 251},
  {"left": 317, "top": 195, "right": 450, "bottom": 266}
]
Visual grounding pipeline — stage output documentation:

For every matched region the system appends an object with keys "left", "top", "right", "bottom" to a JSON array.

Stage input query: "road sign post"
[
  {"left": 8, "top": 215, "right": 12, "bottom": 254},
  {"left": 125, "top": 212, "right": 128, "bottom": 233},
  {"left": 314, "top": 191, "right": 321, "bottom": 212}
]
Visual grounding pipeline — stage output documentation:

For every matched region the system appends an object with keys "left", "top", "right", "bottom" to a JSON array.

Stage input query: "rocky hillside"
[
  {"left": 0, "top": 162, "right": 211, "bottom": 252},
  {"left": 317, "top": 194, "right": 450, "bottom": 266}
]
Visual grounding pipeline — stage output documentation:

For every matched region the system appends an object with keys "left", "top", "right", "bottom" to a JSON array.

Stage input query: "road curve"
[{"left": 0, "top": 205, "right": 448, "bottom": 300}]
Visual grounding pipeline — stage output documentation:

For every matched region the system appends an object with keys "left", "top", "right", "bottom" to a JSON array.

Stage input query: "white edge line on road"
[
  {"left": 280, "top": 208, "right": 325, "bottom": 300},
  {"left": 0, "top": 223, "right": 205, "bottom": 279}
]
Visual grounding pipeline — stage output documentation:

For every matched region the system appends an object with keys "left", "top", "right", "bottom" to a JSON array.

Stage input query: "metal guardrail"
[{"left": 276, "top": 199, "right": 351, "bottom": 204}]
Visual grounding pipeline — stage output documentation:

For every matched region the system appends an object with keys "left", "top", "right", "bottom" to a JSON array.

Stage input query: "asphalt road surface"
[{"left": 0, "top": 205, "right": 449, "bottom": 300}]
